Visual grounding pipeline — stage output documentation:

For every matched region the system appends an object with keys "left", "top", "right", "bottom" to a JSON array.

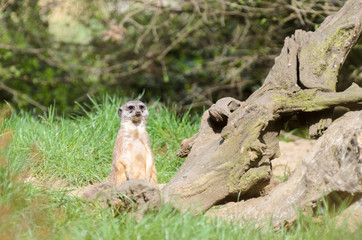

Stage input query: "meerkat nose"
[{"left": 135, "top": 111, "right": 141, "bottom": 116}]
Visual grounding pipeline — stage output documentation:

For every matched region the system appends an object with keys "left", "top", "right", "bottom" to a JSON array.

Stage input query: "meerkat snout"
[{"left": 118, "top": 101, "right": 148, "bottom": 123}]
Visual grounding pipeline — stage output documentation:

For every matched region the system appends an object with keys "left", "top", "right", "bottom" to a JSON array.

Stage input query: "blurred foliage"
[{"left": 0, "top": 0, "right": 360, "bottom": 114}]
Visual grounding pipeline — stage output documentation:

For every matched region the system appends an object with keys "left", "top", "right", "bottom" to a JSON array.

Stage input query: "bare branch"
[{"left": 0, "top": 82, "right": 47, "bottom": 111}]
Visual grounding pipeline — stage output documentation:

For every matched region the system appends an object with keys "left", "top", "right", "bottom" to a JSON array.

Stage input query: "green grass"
[
  {"left": 1, "top": 96, "right": 199, "bottom": 186},
  {"left": 0, "top": 97, "right": 361, "bottom": 239}
]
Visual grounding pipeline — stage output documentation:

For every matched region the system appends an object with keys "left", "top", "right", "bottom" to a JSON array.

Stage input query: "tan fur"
[{"left": 109, "top": 101, "right": 157, "bottom": 186}]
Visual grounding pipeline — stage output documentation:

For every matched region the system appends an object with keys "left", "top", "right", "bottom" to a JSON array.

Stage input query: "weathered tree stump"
[
  {"left": 205, "top": 110, "right": 362, "bottom": 225},
  {"left": 162, "top": 0, "right": 362, "bottom": 212}
]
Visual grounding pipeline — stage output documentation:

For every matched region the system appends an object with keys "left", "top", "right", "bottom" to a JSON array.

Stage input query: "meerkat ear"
[{"left": 118, "top": 107, "right": 122, "bottom": 117}]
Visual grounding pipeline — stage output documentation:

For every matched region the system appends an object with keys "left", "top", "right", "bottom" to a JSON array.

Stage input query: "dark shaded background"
[{"left": 0, "top": 0, "right": 360, "bottom": 114}]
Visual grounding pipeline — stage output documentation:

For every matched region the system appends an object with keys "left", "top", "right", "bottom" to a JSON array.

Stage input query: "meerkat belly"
[{"left": 129, "top": 138, "right": 149, "bottom": 179}]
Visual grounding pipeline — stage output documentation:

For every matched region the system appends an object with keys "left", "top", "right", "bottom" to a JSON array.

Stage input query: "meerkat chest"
[
  {"left": 130, "top": 138, "right": 148, "bottom": 162},
  {"left": 124, "top": 128, "right": 150, "bottom": 159}
]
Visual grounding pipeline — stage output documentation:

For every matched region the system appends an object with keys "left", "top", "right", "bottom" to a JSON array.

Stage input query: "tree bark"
[
  {"left": 206, "top": 111, "right": 362, "bottom": 226},
  {"left": 162, "top": 0, "right": 362, "bottom": 212}
]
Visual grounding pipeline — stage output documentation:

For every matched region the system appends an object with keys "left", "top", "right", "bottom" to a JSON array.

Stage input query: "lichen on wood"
[{"left": 162, "top": 0, "right": 362, "bottom": 215}]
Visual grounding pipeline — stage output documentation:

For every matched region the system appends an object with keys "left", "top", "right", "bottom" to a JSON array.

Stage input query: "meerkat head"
[{"left": 118, "top": 100, "right": 149, "bottom": 123}]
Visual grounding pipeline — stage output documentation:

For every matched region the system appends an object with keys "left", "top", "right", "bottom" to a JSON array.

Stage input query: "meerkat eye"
[
  {"left": 139, "top": 105, "right": 145, "bottom": 110},
  {"left": 128, "top": 105, "right": 134, "bottom": 110}
]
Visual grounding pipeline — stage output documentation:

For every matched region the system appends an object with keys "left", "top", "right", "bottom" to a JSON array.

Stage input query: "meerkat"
[{"left": 109, "top": 100, "right": 157, "bottom": 186}]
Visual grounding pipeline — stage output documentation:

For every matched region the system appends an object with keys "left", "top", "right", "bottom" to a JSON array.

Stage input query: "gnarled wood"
[
  {"left": 206, "top": 111, "right": 362, "bottom": 225},
  {"left": 162, "top": 0, "right": 362, "bottom": 212}
]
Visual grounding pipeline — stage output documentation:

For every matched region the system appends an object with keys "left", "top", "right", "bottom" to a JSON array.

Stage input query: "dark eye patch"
[
  {"left": 139, "top": 105, "right": 145, "bottom": 110},
  {"left": 128, "top": 105, "right": 135, "bottom": 110}
]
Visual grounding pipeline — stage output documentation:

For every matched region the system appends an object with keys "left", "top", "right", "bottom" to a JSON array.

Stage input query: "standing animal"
[{"left": 109, "top": 100, "right": 157, "bottom": 186}]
